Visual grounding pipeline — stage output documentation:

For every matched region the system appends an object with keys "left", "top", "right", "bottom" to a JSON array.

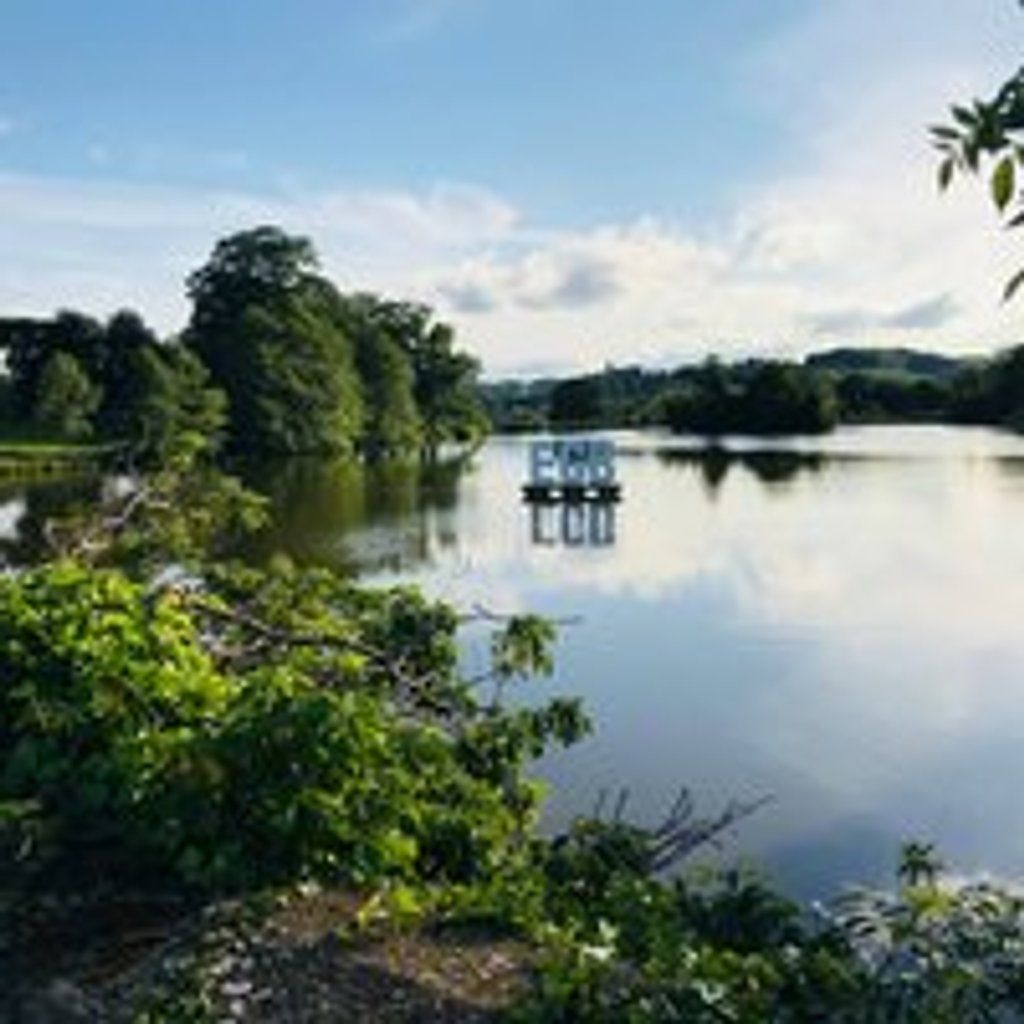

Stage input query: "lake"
[{"left": 6, "top": 424, "right": 1024, "bottom": 900}]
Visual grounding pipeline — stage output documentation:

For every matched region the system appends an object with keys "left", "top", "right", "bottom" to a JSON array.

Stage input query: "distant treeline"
[
  {"left": 481, "top": 345, "right": 1024, "bottom": 435},
  {"left": 0, "top": 226, "right": 487, "bottom": 458}
]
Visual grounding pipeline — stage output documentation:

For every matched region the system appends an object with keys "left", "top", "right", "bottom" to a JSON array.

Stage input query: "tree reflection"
[
  {"left": 239, "top": 452, "right": 472, "bottom": 574},
  {"left": 656, "top": 446, "right": 825, "bottom": 494}
]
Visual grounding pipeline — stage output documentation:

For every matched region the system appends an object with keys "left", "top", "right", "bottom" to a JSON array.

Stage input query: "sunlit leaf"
[{"left": 992, "top": 155, "right": 1016, "bottom": 211}]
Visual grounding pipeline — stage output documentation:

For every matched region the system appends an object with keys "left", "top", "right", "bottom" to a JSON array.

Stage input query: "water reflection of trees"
[
  {"left": 0, "top": 475, "right": 104, "bottom": 566},
  {"left": 655, "top": 447, "right": 826, "bottom": 494},
  {"left": 239, "top": 453, "right": 471, "bottom": 575}
]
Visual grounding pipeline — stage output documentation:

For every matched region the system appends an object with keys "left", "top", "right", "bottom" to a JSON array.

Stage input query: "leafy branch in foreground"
[
  {"left": 0, "top": 439, "right": 591, "bottom": 897},
  {"left": 12, "top": 426, "right": 1024, "bottom": 1021},
  {"left": 42, "top": 431, "right": 267, "bottom": 572},
  {"left": 514, "top": 838, "right": 1024, "bottom": 1023},
  {"left": 931, "top": 45, "right": 1024, "bottom": 299}
]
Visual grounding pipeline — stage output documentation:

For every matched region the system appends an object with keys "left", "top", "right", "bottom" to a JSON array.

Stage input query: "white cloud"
[
  {"left": 0, "top": 0, "right": 1019, "bottom": 373},
  {"left": 432, "top": 0, "right": 1024, "bottom": 373},
  {"left": 0, "top": 173, "right": 520, "bottom": 333}
]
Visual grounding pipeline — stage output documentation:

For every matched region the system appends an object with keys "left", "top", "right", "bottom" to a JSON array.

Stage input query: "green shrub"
[{"left": 0, "top": 559, "right": 588, "bottom": 893}]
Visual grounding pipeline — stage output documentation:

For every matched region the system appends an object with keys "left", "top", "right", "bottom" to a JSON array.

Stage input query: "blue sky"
[{"left": 0, "top": 0, "right": 1021, "bottom": 375}]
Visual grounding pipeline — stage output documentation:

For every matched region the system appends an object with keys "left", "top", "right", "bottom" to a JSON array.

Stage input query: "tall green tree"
[
  {"left": 663, "top": 359, "right": 837, "bottom": 435},
  {"left": 32, "top": 351, "right": 101, "bottom": 440},
  {"left": 353, "top": 323, "right": 423, "bottom": 455},
  {"left": 743, "top": 361, "right": 838, "bottom": 434},
  {"left": 549, "top": 375, "right": 608, "bottom": 427},
  {"left": 97, "top": 309, "right": 161, "bottom": 438},
  {"left": 7, "top": 311, "right": 104, "bottom": 419},
  {"left": 336, "top": 294, "right": 486, "bottom": 453},
  {"left": 0, "top": 308, "right": 170, "bottom": 442},
  {"left": 338, "top": 293, "right": 424, "bottom": 455},
  {"left": 130, "top": 344, "right": 228, "bottom": 462},
  {"left": 408, "top": 321, "right": 486, "bottom": 450},
  {"left": 185, "top": 227, "right": 364, "bottom": 454}
]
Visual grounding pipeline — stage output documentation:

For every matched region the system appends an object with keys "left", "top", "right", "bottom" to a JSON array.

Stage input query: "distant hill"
[
  {"left": 804, "top": 347, "right": 966, "bottom": 379},
  {"left": 478, "top": 346, "right": 994, "bottom": 432}
]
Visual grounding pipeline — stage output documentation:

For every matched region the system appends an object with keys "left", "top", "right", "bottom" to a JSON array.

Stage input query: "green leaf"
[
  {"left": 1003, "top": 267, "right": 1024, "bottom": 303},
  {"left": 952, "top": 104, "right": 976, "bottom": 127},
  {"left": 992, "top": 156, "right": 1016, "bottom": 212},
  {"left": 938, "top": 157, "right": 955, "bottom": 192}
]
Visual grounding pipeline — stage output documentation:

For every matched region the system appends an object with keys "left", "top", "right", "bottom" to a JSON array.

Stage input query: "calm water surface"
[{"left": 7, "top": 425, "right": 1024, "bottom": 899}]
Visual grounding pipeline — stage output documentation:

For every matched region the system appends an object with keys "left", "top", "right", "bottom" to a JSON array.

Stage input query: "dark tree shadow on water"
[
  {"left": 234, "top": 452, "right": 475, "bottom": 575},
  {"left": 656, "top": 446, "right": 826, "bottom": 495}
]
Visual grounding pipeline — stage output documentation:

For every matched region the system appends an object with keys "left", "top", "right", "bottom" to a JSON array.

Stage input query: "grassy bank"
[{"left": 0, "top": 438, "right": 121, "bottom": 477}]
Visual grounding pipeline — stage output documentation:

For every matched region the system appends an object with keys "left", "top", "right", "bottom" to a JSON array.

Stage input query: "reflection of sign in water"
[
  {"left": 523, "top": 438, "right": 619, "bottom": 546},
  {"left": 530, "top": 501, "right": 616, "bottom": 547},
  {"left": 523, "top": 439, "right": 621, "bottom": 502}
]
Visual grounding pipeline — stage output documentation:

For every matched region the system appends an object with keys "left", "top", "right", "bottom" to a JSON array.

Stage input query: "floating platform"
[{"left": 522, "top": 482, "right": 622, "bottom": 504}]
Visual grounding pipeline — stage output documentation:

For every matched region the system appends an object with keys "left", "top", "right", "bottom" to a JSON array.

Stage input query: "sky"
[{"left": 0, "top": 0, "right": 1021, "bottom": 377}]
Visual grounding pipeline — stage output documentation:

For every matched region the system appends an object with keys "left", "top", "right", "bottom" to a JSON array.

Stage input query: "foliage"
[
  {"left": 516, "top": 832, "right": 1024, "bottom": 1023},
  {"left": 0, "top": 441, "right": 589, "bottom": 894},
  {"left": 828, "top": 853, "right": 1024, "bottom": 1020},
  {"left": 0, "top": 228, "right": 487, "bottom": 459},
  {"left": 32, "top": 350, "right": 101, "bottom": 440},
  {"left": 127, "top": 344, "right": 228, "bottom": 464},
  {"left": 344, "top": 295, "right": 424, "bottom": 456},
  {"left": 806, "top": 347, "right": 964, "bottom": 380},
  {"left": 408, "top": 319, "right": 488, "bottom": 449},
  {"left": 187, "top": 225, "right": 318, "bottom": 322},
  {"left": 0, "top": 309, "right": 225, "bottom": 455},
  {"left": 185, "top": 228, "right": 363, "bottom": 455},
  {"left": 663, "top": 359, "right": 838, "bottom": 436},
  {"left": 833, "top": 371, "right": 953, "bottom": 423},
  {"left": 486, "top": 351, "right": 971, "bottom": 435},
  {"left": 338, "top": 294, "right": 487, "bottom": 450},
  {"left": 931, "top": 43, "right": 1024, "bottom": 299},
  {"left": 549, "top": 376, "right": 610, "bottom": 428},
  {"left": 949, "top": 344, "right": 1024, "bottom": 428},
  {"left": 184, "top": 228, "right": 486, "bottom": 457},
  {"left": 500, "top": 366, "right": 672, "bottom": 431},
  {"left": 96, "top": 308, "right": 162, "bottom": 438},
  {"left": 8, "top": 311, "right": 106, "bottom": 420}
]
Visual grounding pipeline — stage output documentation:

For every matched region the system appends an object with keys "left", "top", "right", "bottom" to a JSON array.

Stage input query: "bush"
[
  {"left": 0, "top": 558, "right": 588, "bottom": 893},
  {"left": 515, "top": 829, "right": 1024, "bottom": 1022}
]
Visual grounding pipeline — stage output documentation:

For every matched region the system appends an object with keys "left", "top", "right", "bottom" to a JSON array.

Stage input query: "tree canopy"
[
  {"left": 184, "top": 227, "right": 486, "bottom": 456},
  {"left": 32, "top": 351, "right": 100, "bottom": 440},
  {"left": 0, "top": 309, "right": 205, "bottom": 453},
  {"left": 0, "top": 226, "right": 487, "bottom": 459}
]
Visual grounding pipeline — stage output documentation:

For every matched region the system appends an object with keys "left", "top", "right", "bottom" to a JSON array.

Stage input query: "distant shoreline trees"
[
  {"left": 0, "top": 226, "right": 488, "bottom": 459},
  {"left": 662, "top": 358, "right": 839, "bottom": 436},
  {"left": 482, "top": 344, "right": 1024, "bottom": 436}
]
